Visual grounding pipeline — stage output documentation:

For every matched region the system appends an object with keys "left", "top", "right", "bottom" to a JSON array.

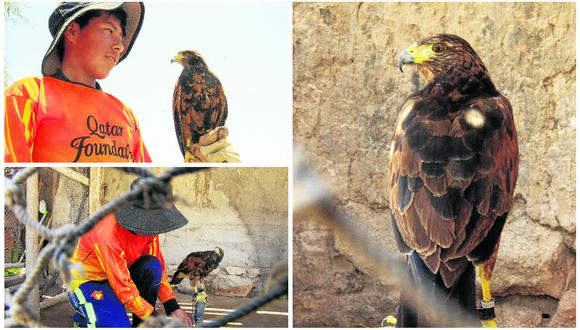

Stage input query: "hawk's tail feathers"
[{"left": 396, "top": 251, "right": 479, "bottom": 327}]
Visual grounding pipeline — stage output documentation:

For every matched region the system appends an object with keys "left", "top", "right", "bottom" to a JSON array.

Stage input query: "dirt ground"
[{"left": 40, "top": 291, "right": 288, "bottom": 328}]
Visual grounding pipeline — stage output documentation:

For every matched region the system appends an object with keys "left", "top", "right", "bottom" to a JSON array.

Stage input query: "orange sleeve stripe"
[
  {"left": 104, "top": 246, "right": 154, "bottom": 318},
  {"left": 112, "top": 250, "right": 129, "bottom": 284},
  {"left": 5, "top": 96, "right": 38, "bottom": 162},
  {"left": 22, "top": 99, "right": 33, "bottom": 141},
  {"left": 158, "top": 272, "right": 176, "bottom": 303},
  {"left": 140, "top": 141, "right": 145, "bottom": 162},
  {"left": 5, "top": 78, "right": 43, "bottom": 162},
  {"left": 93, "top": 244, "right": 105, "bottom": 270},
  {"left": 28, "top": 115, "right": 36, "bottom": 149},
  {"left": 5, "top": 110, "right": 17, "bottom": 162},
  {"left": 149, "top": 237, "right": 157, "bottom": 256}
]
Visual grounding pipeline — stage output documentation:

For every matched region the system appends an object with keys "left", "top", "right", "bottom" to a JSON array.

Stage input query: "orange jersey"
[
  {"left": 5, "top": 77, "right": 151, "bottom": 162},
  {"left": 70, "top": 214, "right": 175, "bottom": 319}
]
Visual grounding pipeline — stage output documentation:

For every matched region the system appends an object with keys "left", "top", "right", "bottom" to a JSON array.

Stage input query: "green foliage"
[
  {"left": 5, "top": 267, "right": 23, "bottom": 277},
  {"left": 5, "top": 248, "right": 24, "bottom": 276}
]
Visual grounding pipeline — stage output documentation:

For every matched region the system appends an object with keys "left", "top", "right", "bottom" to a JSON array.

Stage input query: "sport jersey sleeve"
[
  {"left": 148, "top": 237, "right": 178, "bottom": 306},
  {"left": 125, "top": 105, "right": 151, "bottom": 163},
  {"left": 95, "top": 242, "right": 156, "bottom": 320},
  {"left": 4, "top": 78, "right": 42, "bottom": 162}
]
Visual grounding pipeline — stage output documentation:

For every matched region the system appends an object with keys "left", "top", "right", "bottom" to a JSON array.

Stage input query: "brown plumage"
[
  {"left": 169, "top": 247, "right": 224, "bottom": 288},
  {"left": 172, "top": 50, "right": 228, "bottom": 157},
  {"left": 391, "top": 34, "right": 518, "bottom": 326}
]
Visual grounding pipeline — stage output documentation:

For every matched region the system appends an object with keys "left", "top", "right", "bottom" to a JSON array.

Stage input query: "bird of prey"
[
  {"left": 390, "top": 34, "right": 518, "bottom": 327},
  {"left": 171, "top": 50, "right": 228, "bottom": 159},
  {"left": 170, "top": 247, "right": 224, "bottom": 288}
]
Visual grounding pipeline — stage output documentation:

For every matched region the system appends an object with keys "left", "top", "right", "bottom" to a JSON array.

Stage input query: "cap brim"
[
  {"left": 115, "top": 204, "right": 189, "bottom": 235},
  {"left": 42, "top": 2, "right": 144, "bottom": 76}
]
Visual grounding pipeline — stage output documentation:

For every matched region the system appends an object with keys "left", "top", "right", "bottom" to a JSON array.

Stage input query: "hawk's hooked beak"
[
  {"left": 171, "top": 53, "right": 183, "bottom": 64},
  {"left": 397, "top": 48, "right": 414, "bottom": 73},
  {"left": 397, "top": 43, "right": 435, "bottom": 73}
]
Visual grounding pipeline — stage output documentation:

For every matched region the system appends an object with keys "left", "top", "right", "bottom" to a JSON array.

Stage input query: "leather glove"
[{"left": 184, "top": 126, "right": 241, "bottom": 163}]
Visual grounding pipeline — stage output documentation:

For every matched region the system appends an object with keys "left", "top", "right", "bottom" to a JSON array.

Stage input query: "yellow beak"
[{"left": 397, "top": 43, "right": 436, "bottom": 72}]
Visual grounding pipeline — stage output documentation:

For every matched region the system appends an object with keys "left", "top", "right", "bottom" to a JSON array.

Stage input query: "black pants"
[{"left": 129, "top": 255, "right": 162, "bottom": 327}]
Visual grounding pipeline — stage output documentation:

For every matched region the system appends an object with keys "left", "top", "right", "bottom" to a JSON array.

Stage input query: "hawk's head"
[
  {"left": 214, "top": 246, "right": 224, "bottom": 257},
  {"left": 397, "top": 34, "right": 491, "bottom": 87},
  {"left": 171, "top": 49, "right": 208, "bottom": 71}
]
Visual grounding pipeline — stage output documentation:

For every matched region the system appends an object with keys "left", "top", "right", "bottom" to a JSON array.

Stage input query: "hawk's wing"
[
  {"left": 211, "top": 74, "right": 228, "bottom": 128},
  {"left": 388, "top": 94, "right": 518, "bottom": 288},
  {"left": 177, "top": 252, "right": 206, "bottom": 277},
  {"left": 202, "top": 252, "right": 224, "bottom": 276},
  {"left": 173, "top": 80, "right": 187, "bottom": 156},
  {"left": 172, "top": 69, "right": 228, "bottom": 157}
]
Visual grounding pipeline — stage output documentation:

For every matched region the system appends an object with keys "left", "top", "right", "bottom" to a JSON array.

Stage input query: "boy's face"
[{"left": 71, "top": 12, "right": 125, "bottom": 80}]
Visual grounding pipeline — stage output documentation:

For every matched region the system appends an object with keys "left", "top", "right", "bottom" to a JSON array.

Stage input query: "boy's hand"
[{"left": 170, "top": 308, "right": 193, "bottom": 327}]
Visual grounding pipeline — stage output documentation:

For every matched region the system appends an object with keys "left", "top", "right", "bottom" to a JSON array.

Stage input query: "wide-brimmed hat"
[
  {"left": 115, "top": 178, "right": 189, "bottom": 235},
  {"left": 42, "top": 2, "right": 145, "bottom": 76}
]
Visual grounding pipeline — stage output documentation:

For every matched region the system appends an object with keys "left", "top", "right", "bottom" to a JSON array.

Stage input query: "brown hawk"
[
  {"left": 391, "top": 34, "right": 518, "bottom": 327},
  {"left": 169, "top": 247, "right": 224, "bottom": 289},
  {"left": 171, "top": 50, "right": 228, "bottom": 159}
]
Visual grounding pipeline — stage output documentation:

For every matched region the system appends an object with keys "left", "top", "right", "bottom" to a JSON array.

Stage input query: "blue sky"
[{"left": 4, "top": 2, "right": 292, "bottom": 165}]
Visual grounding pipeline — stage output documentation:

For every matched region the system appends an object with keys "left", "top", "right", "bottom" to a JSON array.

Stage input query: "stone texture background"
[{"left": 293, "top": 2, "right": 575, "bottom": 327}]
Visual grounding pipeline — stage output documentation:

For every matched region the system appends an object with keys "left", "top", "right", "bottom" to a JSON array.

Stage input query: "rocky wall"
[{"left": 293, "top": 2, "right": 575, "bottom": 327}]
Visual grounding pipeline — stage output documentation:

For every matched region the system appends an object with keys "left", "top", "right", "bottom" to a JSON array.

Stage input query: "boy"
[
  {"left": 5, "top": 2, "right": 151, "bottom": 162},
  {"left": 68, "top": 178, "right": 192, "bottom": 327}
]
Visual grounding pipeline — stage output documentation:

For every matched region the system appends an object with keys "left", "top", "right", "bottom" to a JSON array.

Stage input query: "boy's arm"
[
  {"left": 124, "top": 104, "right": 151, "bottom": 162},
  {"left": 135, "top": 136, "right": 152, "bottom": 162},
  {"left": 149, "top": 237, "right": 180, "bottom": 314},
  {"left": 5, "top": 82, "right": 39, "bottom": 162},
  {"left": 98, "top": 242, "right": 157, "bottom": 320}
]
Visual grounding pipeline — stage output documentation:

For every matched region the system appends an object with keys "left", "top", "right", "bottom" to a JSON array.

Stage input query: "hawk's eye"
[{"left": 432, "top": 43, "right": 446, "bottom": 53}]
